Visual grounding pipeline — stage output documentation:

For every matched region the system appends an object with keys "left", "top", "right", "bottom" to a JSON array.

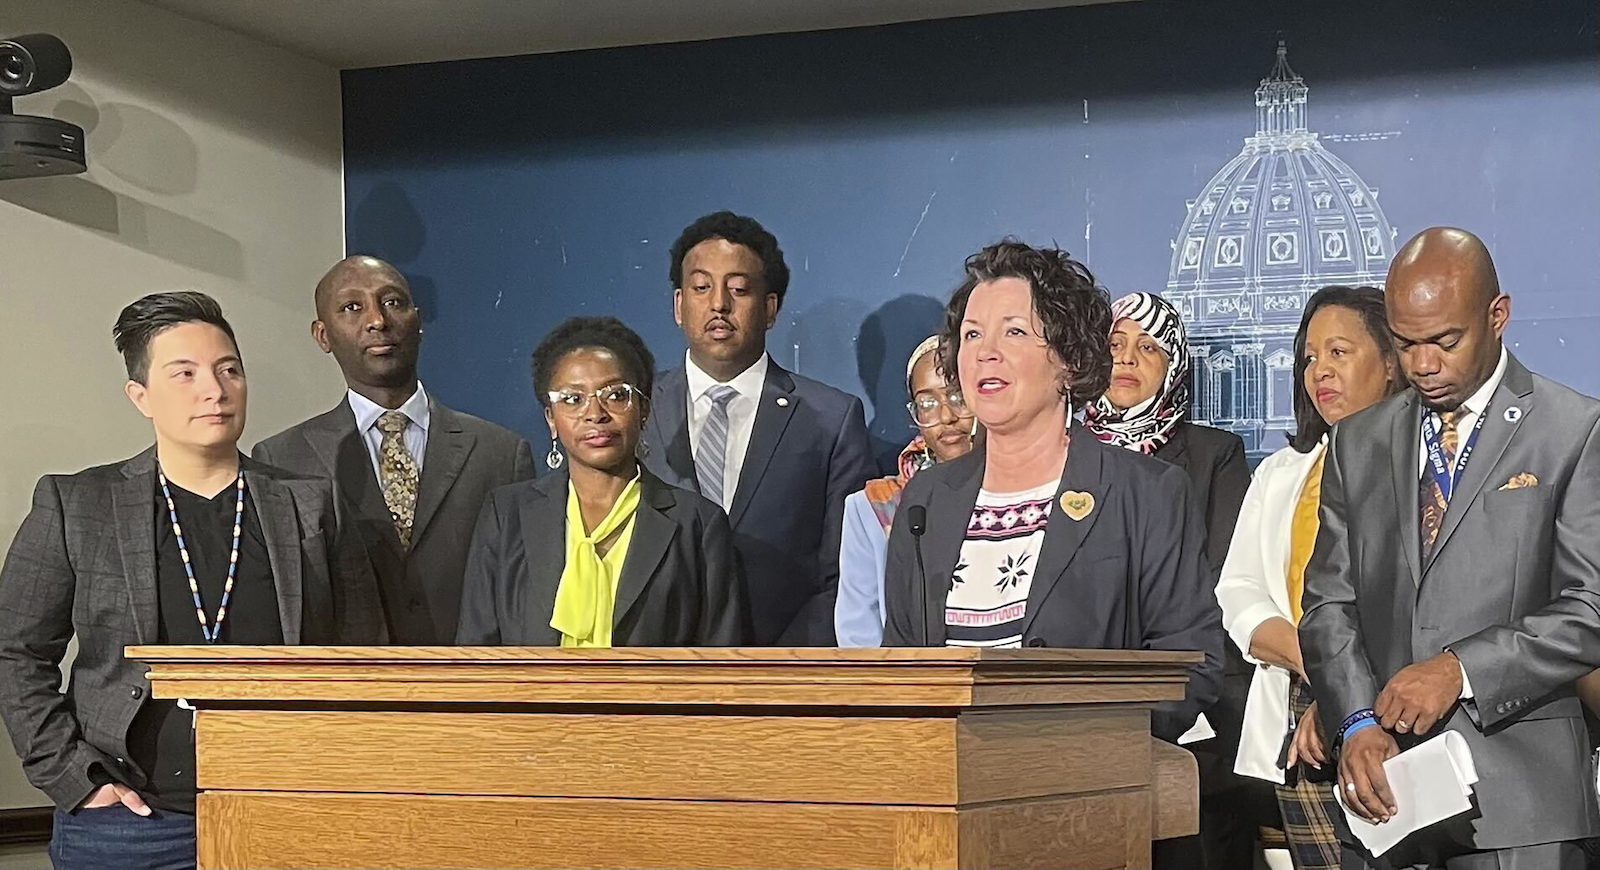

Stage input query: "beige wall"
[{"left": 0, "top": 0, "right": 346, "bottom": 809}]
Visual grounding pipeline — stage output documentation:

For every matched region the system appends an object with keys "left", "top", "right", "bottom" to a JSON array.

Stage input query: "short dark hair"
[
  {"left": 939, "top": 239, "right": 1112, "bottom": 407},
  {"left": 668, "top": 211, "right": 790, "bottom": 311},
  {"left": 112, "top": 291, "right": 240, "bottom": 384},
  {"left": 1289, "top": 285, "right": 1402, "bottom": 453},
  {"left": 531, "top": 316, "right": 657, "bottom": 410}
]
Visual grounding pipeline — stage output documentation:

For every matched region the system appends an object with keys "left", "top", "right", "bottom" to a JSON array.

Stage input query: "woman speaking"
[{"left": 880, "top": 240, "right": 1222, "bottom": 741}]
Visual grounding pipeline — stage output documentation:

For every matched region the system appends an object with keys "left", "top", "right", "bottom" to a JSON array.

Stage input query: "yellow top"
[
  {"left": 549, "top": 474, "right": 641, "bottom": 648},
  {"left": 1285, "top": 451, "right": 1325, "bottom": 624}
]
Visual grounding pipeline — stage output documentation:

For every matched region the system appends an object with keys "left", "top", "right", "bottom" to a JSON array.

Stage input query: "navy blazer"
[
  {"left": 881, "top": 427, "right": 1224, "bottom": 741},
  {"left": 642, "top": 359, "right": 877, "bottom": 646},
  {"left": 455, "top": 468, "right": 749, "bottom": 646}
]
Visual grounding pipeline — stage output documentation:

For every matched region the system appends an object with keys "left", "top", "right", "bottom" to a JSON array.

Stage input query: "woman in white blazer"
[{"left": 1216, "top": 285, "right": 1401, "bottom": 870}]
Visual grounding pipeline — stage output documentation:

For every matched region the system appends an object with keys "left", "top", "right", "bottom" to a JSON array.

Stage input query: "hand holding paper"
[{"left": 1337, "top": 731, "right": 1479, "bottom": 858}]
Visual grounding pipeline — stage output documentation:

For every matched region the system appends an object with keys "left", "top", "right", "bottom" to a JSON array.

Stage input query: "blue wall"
[{"left": 343, "top": 0, "right": 1599, "bottom": 468}]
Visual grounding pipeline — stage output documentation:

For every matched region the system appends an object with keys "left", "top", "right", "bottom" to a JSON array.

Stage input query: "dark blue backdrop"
[{"left": 343, "top": 0, "right": 1599, "bottom": 468}]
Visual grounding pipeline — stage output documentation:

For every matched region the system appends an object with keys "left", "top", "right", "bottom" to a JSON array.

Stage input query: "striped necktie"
[
  {"left": 1420, "top": 407, "right": 1469, "bottom": 556},
  {"left": 696, "top": 385, "right": 739, "bottom": 508}
]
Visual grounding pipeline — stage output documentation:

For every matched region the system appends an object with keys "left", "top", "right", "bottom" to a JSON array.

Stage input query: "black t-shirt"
[{"left": 126, "top": 476, "right": 282, "bottom": 814}]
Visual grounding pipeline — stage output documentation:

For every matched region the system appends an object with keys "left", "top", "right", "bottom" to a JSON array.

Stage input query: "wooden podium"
[{"left": 131, "top": 646, "right": 1200, "bottom": 870}]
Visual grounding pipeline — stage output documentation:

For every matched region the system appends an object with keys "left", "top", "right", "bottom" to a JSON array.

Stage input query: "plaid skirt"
[{"left": 1275, "top": 680, "right": 1344, "bottom": 870}]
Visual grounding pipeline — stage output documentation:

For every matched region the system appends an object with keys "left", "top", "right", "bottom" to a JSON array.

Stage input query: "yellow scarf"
[
  {"left": 1285, "top": 451, "right": 1325, "bottom": 624},
  {"left": 550, "top": 475, "right": 641, "bottom": 647}
]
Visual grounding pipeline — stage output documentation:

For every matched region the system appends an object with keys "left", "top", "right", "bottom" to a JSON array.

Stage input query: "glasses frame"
[
  {"left": 546, "top": 382, "right": 643, "bottom": 416},
  {"left": 906, "top": 390, "right": 974, "bottom": 427}
]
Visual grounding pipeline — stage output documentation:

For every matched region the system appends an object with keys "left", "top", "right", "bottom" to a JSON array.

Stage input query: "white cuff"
[{"left": 1458, "top": 660, "right": 1474, "bottom": 699}]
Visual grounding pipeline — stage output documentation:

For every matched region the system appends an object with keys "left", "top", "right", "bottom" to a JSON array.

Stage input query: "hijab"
[{"left": 1083, "top": 291, "right": 1190, "bottom": 454}]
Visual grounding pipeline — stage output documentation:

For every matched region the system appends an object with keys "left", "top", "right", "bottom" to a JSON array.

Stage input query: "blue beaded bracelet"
[
  {"left": 1342, "top": 716, "right": 1378, "bottom": 741},
  {"left": 1339, "top": 707, "right": 1376, "bottom": 735}
]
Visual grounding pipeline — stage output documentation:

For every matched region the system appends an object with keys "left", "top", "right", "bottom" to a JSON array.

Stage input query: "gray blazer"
[
  {"left": 1301, "top": 353, "right": 1600, "bottom": 850},
  {"left": 253, "top": 396, "right": 535, "bottom": 644},
  {"left": 880, "top": 427, "right": 1224, "bottom": 742},
  {"left": 455, "top": 468, "right": 749, "bottom": 646},
  {"left": 0, "top": 449, "right": 383, "bottom": 810},
  {"left": 642, "top": 360, "right": 876, "bottom": 646}
]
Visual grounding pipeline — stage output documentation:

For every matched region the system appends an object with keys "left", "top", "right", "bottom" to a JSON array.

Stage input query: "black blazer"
[
  {"left": 455, "top": 468, "right": 749, "bottom": 646},
  {"left": 1152, "top": 421, "right": 1252, "bottom": 788},
  {"left": 642, "top": 359, "right": 876, "bottom": 646},
  {"left": 253, "top": 396, "right": 536, "bottom": 644},
  {"left": 881, "top": 428, "right": 1224, "bottom": 741},
  {"left": 0, "top": 449, "right": 384, "bottom": 810}
]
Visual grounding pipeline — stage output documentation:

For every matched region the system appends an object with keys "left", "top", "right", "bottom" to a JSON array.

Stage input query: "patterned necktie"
[
  {"left": 376, "top": 410, "right": 420, "bottom": 548},
  {"left": 1420, "top": 407, "right": 1469, "bottom": 556},
  {"left": 695, "top": 385, "right": 739, "bottom": 508}
]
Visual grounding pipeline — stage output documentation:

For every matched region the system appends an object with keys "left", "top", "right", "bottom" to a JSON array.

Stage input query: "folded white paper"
[
  {"left": 1178, "top": 712, "right": 1215, "bottom": 745},
  {"left": 1337, "top": 731, "right": 1479, "bottom": 858}
]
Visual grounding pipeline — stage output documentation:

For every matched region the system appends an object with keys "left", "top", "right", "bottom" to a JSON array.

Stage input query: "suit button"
[
  {"left": 1496, "top": 703, "right": 1507, "bottom": 714},
  {"left": 130, "top": 686, "right": 143, "bottom": 699},
  {"left": 1024, "top": 637, "right": 1046, "bottom": 648}
]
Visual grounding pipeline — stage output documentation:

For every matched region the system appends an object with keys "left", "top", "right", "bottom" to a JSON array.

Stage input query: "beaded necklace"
[{"left": 157, "top": 467, "right": 246, "bottom": 644}]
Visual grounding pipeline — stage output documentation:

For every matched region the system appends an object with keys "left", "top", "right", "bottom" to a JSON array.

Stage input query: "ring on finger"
[{"left": 1396, "top": 720, "right": 1410, "bottom": 733}]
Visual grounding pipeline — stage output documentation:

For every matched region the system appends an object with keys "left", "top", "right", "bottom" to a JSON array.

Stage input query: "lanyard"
[
  {"left": 158, "top": 468, "right": 246, "bottom": 644},
  {"left": 1422, "top": 406, "right": 1487, "bottom": 503}
]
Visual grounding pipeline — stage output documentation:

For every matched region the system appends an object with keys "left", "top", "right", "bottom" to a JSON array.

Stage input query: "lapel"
[
  {"left": 612, "top": 471, "right": 676, "bottom": 633},
  {"left": 920, "top": 451, "right": 986, "bottom": 645},
  {"left": 1388, "top": 392, "right": 1424, "bottom": 588},
  {"left": 652, "top": 367, "right": 697, "bottom": 491},
  {"left": 412, "top": 399, "right": 477, "bottom": 546},
  {"left": 243, "top": 459, "right": 305, "bottom": 644},
  {"left": 1018, "top": 426, "right": 1109, "bottom": 638},
  {"left": 305, "top": 400, "right": 405, "bottom": 558},
  {"left": 1157, "top": 423, "right": 1191, "bottom": 473},
  {"left": 1424, "top": 354, "right": 1535, "bottom": 575},
  {"left": 112, "top": 449, "right": 160, "bottom": 645},
  {"left": 728, "top": 360, "right": 796, "bottom": 527},
  {"left": 515, "top": 472, "right": 567, "bottom": 646}
]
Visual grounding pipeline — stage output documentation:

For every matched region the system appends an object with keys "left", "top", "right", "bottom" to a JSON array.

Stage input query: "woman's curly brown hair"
[{"left": 938, "top": 239, "right": 1113, "bottom": 407}]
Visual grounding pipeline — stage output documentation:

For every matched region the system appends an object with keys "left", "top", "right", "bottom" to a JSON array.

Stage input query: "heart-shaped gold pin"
[{"left": 1060, "top": 491, "right": 1094, "bottom": 521}]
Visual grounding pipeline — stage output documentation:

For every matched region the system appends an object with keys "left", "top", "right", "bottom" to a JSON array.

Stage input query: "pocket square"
[{"left": 1499, "top": 473, "right": 1538, "bottom": 491}]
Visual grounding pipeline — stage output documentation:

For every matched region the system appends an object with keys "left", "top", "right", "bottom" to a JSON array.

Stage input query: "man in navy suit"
[{"left": 643, "top": 211, "right": 876, "bottom": 646}]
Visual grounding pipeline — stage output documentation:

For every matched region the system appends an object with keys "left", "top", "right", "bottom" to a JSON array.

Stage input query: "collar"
[
  {"left": 348, "top": 381, "right": 431, "bottom": 435},
  {"left": 1458, "top": 346, "right": 1508, "bottom": 418},
  {"left": 685, "top": 351, "right": 768, "bottom": 403}
]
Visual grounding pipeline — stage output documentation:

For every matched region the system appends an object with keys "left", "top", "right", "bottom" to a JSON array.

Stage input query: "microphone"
[{"left": 908, "top": 505, "right": 930, "bottom": 647}]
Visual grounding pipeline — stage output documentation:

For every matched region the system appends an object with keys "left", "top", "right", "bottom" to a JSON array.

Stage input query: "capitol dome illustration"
[{"left": 1164, "top": 41, "right": 1397, "bottom": 457}]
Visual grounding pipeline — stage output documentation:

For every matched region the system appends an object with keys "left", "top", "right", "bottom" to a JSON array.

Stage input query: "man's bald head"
[
  {"left": 314, "top": 255, "right": 410, "bottom": 319},
  {"left": 310, "top": 255, "right": 423, "bottom": 407},
  {"left": 1384, "top": 227, "right": 1510, "bottom": 411}
]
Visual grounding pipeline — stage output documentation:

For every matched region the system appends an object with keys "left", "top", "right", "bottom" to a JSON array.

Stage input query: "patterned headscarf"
[
  {"left": 1083, "top": 292, "right": 1190, "bottom": 454},
  {"left": 862, "top": 336, "right": 948, "bottom": 534}
]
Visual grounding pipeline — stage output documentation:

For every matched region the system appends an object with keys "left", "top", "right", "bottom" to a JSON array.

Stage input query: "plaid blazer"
[{"left": 0, "top": 448, "right": 384, "bottom": 810}]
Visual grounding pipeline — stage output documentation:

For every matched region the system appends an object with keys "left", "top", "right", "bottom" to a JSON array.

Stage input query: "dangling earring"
[
  {"left": 546, "top": 440, "right": 564, "bottom": 470},
  {"left": 917, "top": 442, "right": 935, "bottom": 471},
  {"left": 638, "top": 440, "right": 652, "bottom": 460}
]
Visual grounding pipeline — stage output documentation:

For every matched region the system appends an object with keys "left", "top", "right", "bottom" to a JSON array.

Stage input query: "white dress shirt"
[
  {"left": 348, "top": 381, "right": 431, "bottom": 483},
  {"left": 685, "top": 352, "right": 769, "bottom": 512},
  {"left": 1414, "top": 346, "right": 1506, "bottom": 701}
]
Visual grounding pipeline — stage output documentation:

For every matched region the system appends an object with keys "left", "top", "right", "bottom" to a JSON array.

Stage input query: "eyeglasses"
[
  {"left": 546, "top": 383, "right": 641, "bottom": 415},
  {"left": 907, "top": 391, "right": 973, "bottom": 426}
]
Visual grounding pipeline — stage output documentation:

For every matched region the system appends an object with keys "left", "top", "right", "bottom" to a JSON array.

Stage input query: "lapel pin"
[
  {"left": 776, "top": 396, "right": 790, "bottom": 407},
  {"left": 1504, "top": 406, "right": 1523, "bottom": 423},
  {"left": 1059, "top": 491, "right": 1094, "bottom": 522}
]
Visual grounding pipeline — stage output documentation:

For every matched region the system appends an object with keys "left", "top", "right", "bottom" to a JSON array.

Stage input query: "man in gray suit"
[
  {"left": 0, "top": 292, "right": 382, "bottom": 869},
  {"left": 1301, "top": 228, "right": 1600, "bottom": 869},
  {"left": 253, "top": 256, "right": 535, "bottom": 644}
]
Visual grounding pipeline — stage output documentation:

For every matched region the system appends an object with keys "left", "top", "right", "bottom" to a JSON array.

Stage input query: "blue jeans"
[{"left": 49, "top": 804, "right": 196, "bottom": 870}]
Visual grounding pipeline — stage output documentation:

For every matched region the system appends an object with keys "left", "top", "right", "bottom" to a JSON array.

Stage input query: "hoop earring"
[{"left": 546, "top": 441, "right": 564, "bottom": 470}]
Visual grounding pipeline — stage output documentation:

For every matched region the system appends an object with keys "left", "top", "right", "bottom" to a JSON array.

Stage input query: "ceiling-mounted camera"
[{"left": 0, "top": 33, "right": 87, "bottom": 181}]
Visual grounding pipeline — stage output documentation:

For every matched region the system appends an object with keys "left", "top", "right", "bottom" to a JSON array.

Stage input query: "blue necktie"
[{"left": 696, "top": 385, "right": 738, "bottom": 508}]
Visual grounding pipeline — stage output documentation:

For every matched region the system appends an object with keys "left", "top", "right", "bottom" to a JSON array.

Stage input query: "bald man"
[
  {"left": 1300, "top": 228, "right": 1600, "bottom": 869},
  {"left": 253, "top": 256, "right": 535, "bottom": 643}
]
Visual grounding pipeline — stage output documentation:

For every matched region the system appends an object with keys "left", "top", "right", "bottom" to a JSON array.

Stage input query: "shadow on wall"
[
  {"left": 856, "top": 295, "right": 948, "bottom": 474},
  {"left": 348, "top": 181, "right": 438, "bottom": 321},
  {"left": 0, "top": 83, "right": 244, "bottom": 281}
]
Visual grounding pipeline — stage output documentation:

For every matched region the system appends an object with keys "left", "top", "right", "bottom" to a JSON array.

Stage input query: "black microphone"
[{"left": 908, "top": 505, "right": 929, "bottom": 647}]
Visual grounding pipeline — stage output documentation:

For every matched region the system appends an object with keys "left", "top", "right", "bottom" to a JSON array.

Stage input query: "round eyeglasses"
[{"left": 907, "top": 391, "right": 973, "bottom": 427}]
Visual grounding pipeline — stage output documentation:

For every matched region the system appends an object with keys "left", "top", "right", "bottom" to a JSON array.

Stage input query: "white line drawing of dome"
[{"left": 1164, "top": 40, "right": 1397, "bottom": 458}]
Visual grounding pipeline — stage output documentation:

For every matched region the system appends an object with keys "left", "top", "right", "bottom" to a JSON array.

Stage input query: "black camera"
[
  {"left": 0, "top": 32, "right": 86, "bottom": 180},
  {"left": 0, "top": 33, "right": 73, "bottom": 98}
]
